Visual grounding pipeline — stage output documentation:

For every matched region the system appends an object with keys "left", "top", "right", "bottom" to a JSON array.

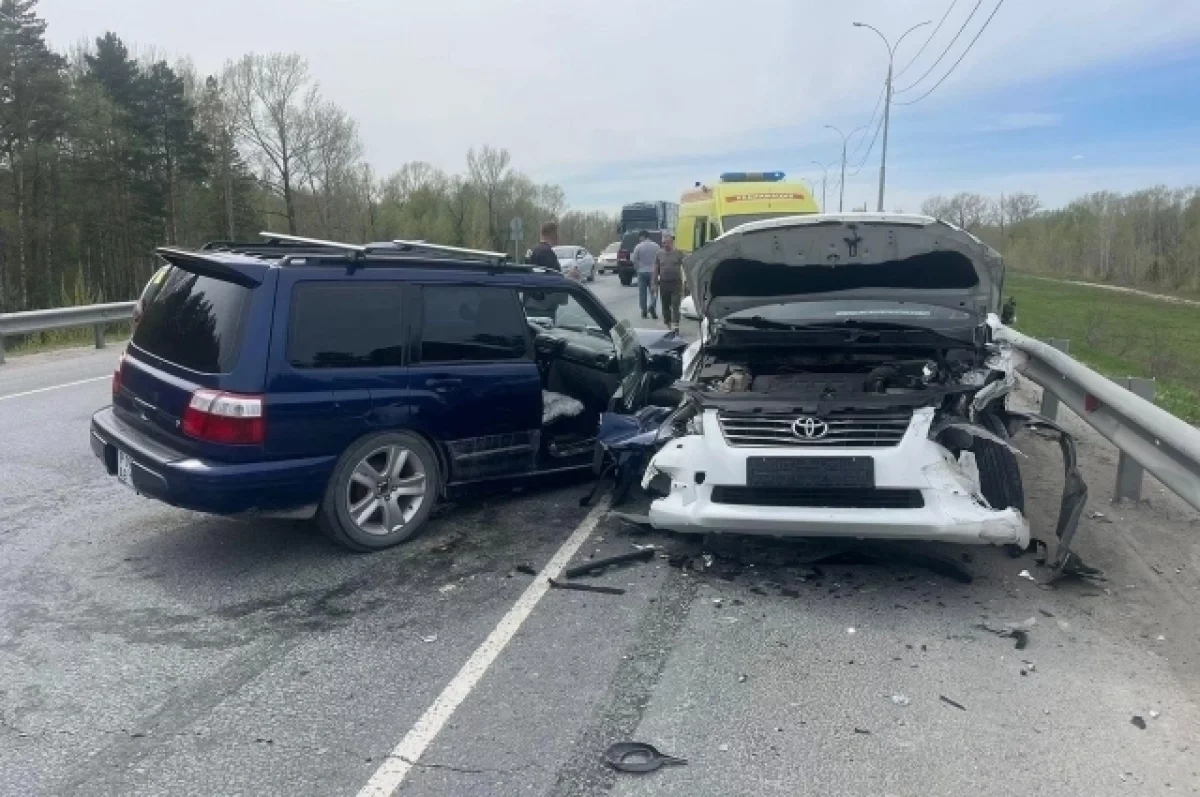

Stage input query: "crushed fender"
[
  {"left": 591, "top": 406, "right": 674, "bottom": 506},
  {"left": 1002, "top": 410, "right": 1095, "bottom": 578}
]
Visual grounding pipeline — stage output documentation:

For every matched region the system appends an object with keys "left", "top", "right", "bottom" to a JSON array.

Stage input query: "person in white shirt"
[{"left": 630, "top": 230, "right": 661, "bottom": 319}]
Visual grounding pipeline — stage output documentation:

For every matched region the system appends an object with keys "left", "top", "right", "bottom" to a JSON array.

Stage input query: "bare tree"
[
  {"left": 466, "top": 145, "right": 511, "bottom": 250},
  {"left": 296, "top": 98, "right": 362, "bottom": 237},
  {"left": 223, "top": 53, "right": 317, "bottom": 233}
]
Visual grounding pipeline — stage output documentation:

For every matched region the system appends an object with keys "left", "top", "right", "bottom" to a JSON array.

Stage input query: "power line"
[
  {"left": 894, "top": 0, "right": 983, "bottom": 94},
  {"left": 848, "top": 83, "right": 886, "bottom": 162},
  {"left": 895, "top": 0, "right": 960, "bottom": 79},
  {"left": 895, "top": 0, "right": 1006, "bottom": 106},
  {"left": 848, "top": 113, "right": 885, "bottom": 176}
]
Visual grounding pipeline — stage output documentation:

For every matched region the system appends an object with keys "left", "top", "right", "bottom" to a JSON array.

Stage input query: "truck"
[{"left": 615, "top": 201, "right": 679, "bottom": 286}]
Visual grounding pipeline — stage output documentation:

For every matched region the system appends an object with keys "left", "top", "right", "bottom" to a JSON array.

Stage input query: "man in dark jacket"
[{"left": 526, "top": 221, "right": 561, "bottom": 271}]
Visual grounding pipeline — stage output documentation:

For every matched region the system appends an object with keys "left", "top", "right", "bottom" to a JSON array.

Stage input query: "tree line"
[
  {"left": 922, "top": 187, "right": 1200, "bottom": 293},
  {"left": 0, "top": 0, "right": 617, "bottom": 314}
]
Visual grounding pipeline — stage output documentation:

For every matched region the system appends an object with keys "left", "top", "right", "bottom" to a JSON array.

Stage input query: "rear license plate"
[
  {"left": 746, "top": 456, "right": 875, "bottom": 489},
  {"left": 116, "top": 449, "right": 134, "bottom": 489}
]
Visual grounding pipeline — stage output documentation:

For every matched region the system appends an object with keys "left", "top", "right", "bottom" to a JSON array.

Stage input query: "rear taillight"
[
  {"left": 181, "top": 389, "right": 265, "bottom": 445},
  {"left": 112, "top": 354, "right": 125, "bottom": 399}
]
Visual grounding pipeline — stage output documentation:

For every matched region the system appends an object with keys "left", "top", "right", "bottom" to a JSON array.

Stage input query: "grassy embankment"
[{"left": 1006, "top": 272, "right": 1200, "bottom": 423}]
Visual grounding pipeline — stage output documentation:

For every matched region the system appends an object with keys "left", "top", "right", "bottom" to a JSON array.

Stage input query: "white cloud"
[
  {"left": 978, "top": 112, "right": 1064, "bottom": 132},
  {"left": 38, "top": 0, "right": 1200, "bottom": 205},
  {"left": 1073, "top": 154, "right": 1086, "bottom": 160}
]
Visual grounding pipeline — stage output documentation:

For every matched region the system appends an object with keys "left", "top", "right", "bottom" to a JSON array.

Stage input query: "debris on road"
[
  {"left": 1150, "top": 710, "right": 1161, "bottom": 719},
  {"left": 940, "top": 695, "right": 967, "bottom": 711},
  {"left": 976, "top": 617, "right": 1037, "bottom": 649},
  {"left": 603, "top": 742, "right": 687, "bottom": 773},
  {"left": 1131, "top": 715, "right": 1147, "bottom": 730},
  {"left": 515, "top": 564, "right": 538, "bottom": 576},
  {"left": 564, "top": 548, "right": 654, "bottom": 579},
  {"left": 853, "top": 727, "right": 872, "bottom": 735},
  {"left": 438, "top": 583, "right": 458, "bottom": 594},
  {"left": 548, "top": 578, "right": 626, "bottom": 596},
  {"left": 421, "top": 634, "right": 438, "bottom": 643},
  {"left": 1018, "top": 569, "right": 1037, "bottom": 582},
  {"left": 737, "top": 674, "right": 748, "bottom": 683},
  {"left": 847, "top": 627, "right": 857, "bottom": 635},
  {"left": 891, "top": 694, "right": 911, "bottom": 706},
  {"left": 609, "top": 511, "right": 655, "bottom": 533}
]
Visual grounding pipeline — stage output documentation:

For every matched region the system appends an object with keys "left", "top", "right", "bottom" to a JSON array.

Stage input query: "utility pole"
[
  {"left": 824, "top": 125, "right": 866, "bottom": 213},
  {"left": 810, "top": 160, "right": 833, "bottom": 211},
  {"left": 853, "top": 19, "right": 931, "bottom": 211}
]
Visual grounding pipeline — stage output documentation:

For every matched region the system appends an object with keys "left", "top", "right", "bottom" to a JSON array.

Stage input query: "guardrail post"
[
  {"left": 1113, "top": 376, "right": 1156, "bottom": 503},
  {"left": 0, "top": 334, "right": 6, "bottom": 365},
  {"left": 1038, "top": 338, "right": 1070, "bottom": 420},
  {"left": 93, "top": 323, "right": 106, "bottom": 350}
]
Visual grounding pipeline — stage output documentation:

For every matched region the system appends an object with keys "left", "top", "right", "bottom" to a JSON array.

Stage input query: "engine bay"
[{"left": 693, "top": 347, "right": 991, "bottom": 402}]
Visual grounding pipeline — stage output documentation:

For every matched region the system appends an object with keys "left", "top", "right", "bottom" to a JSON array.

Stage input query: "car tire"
[
  {"left": 318, "top": 431, "right": 442, "bottom": 552},
  {"left": 972, "top": 415, "right": 1025, "bottom": 511},
  {"left": 619, "top": 272, "right": 633, "bottom": 286}
]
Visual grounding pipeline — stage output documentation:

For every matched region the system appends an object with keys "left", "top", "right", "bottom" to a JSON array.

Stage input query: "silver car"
[{"left": 553, "top": 246, "right": 597, "bottom": 282}]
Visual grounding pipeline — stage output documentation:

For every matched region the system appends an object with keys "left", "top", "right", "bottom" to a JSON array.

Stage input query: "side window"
[
  {"left": 520, "top": 289, "right": 613, "bottom": 346},
  {"left": 694, "top": 217, "right": 708, "bottom": 250},
  {"left": 420, "top": 286, "right": 528, "bottom": 362},
  {"left": 288, "top": 283, "right": 405, "bottom": 368},
  {"left": 710, "top": 222, "right": 721, "bottom": 240}
]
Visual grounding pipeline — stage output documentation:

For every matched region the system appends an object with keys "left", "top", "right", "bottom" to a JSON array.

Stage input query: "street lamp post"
[
  {"left": 824, "top": 124, "right": 867, "bottom": 213},
  {"left": 809, "top": 160, "right": 833, "bottom": 211},
  {"left": 852, "top": 19, "right": 930, "bottom": 212}
]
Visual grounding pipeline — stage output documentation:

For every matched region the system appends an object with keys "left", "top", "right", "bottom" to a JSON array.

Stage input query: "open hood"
[{"left": 685, "top": 214, "right": 1003, "bottom": 321}]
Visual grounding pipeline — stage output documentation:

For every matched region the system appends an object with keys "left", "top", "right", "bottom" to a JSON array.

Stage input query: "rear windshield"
[{"left": 131, "top": 267, "right": 252, "bottom": 373}]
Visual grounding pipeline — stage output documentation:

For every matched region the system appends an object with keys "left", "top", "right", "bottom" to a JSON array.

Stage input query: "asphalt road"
[{"left": 2, "top": 278, "right": 1198, "bottom": 796}]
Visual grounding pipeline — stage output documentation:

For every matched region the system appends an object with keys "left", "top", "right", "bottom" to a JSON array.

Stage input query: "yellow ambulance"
[{"left": 675, "top": 171, "right": 819, "bottom": 254}]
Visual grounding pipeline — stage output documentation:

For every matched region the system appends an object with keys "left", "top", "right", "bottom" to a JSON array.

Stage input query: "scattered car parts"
[{"left": 603, "top": 742, "right": 687, "bottom": 773}]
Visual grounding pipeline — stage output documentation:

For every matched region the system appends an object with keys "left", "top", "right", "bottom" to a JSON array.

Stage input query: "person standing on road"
[
  {"left": 526, "top": 221, "right": 561, "bottom": 271},
  {"left": 630, "top": 230, "right": 660, "bottom": 319},
  {"left": 653, "top": 233, "right": 685, "bottom": 333}
]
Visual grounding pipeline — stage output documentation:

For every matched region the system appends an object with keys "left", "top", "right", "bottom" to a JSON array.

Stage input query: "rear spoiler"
[{"left": 156, "top": 247, "right": 268, "bottom": 287}]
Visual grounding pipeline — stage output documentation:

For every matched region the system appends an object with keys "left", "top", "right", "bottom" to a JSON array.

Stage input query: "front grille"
[
  {"left": 710, "top": 486, "right": 924, "bottom": 509},
  {"left": 717, "top": 410, "right": 912, "bottom": 448}
]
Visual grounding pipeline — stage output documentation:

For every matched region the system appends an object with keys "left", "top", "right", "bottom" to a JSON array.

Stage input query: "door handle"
[{"left": 426, "top": 378, "right": 463, "bottom": 391}]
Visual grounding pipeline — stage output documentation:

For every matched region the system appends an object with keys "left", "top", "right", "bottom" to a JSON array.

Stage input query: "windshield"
[
  {"left": 602, "top": 242, "right": 620, "bottom": 254},
  {"left": 720, "top": 211, "right": 815, "bottom": 233}
]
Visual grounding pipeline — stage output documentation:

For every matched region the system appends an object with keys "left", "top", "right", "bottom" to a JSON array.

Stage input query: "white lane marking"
[
  {"left": 0, "top": 375, "right": 109, "bottom": 402},
  {"left": 357, "top": 497, "right": 610, "bottom": 797}
]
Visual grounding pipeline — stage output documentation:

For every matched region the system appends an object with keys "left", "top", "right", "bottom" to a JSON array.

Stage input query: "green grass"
[
  {"left": 1006, "top": 272, "right": 1200, "bottom": 423},
  {"left": 3, "top": 321, "right": 132, "bottom": 358}
]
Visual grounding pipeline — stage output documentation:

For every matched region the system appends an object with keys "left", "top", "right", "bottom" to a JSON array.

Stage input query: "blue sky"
[{"left": 40, "top": 0, "right": 1200, "bottom": 214}]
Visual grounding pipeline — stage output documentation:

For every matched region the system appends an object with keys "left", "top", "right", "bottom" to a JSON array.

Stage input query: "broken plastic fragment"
[
  {"left": 603, "top": 742, "right": 687, "bottom": 773},
  {"left": 421, "top": 634, "right": 438, "bottom": 643},
  {"left": 1018, "top": 570, "right": 1036, "bottom": 581},
  {"left": 891, "top": 694, "right": 911, "bottom": 706}
]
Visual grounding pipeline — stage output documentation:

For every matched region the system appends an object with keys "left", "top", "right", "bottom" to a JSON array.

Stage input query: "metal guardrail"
[
  {"left": 0, "top": 301, "right": 135, "bottom": 364},
  {"left": 999, "top": 326, "right": 1200, "bottom": 511}
]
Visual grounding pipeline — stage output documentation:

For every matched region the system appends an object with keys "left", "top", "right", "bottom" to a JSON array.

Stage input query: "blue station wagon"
[{"left": 91, "top": 235, "right": 683, "bottom": 550}]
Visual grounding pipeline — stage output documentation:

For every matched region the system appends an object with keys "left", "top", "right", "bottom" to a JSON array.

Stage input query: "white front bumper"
[{"left": 645, "top": 408, "right": 1029, "bottom": 546}]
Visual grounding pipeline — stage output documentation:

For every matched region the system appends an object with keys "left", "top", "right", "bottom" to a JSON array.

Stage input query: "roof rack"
[
  {"left": 258, "top": 232, "right": 368, "bottom": 254},
  {"left": 392, "top": 239, "right": 510, "bottom": 263}
]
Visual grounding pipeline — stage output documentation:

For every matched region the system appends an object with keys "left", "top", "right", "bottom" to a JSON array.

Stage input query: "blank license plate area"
[
  {"left": 116, "top": 449, "right": 134, "bottom": 489},
  {"left": 746, "top": 456, "right": 875, "bottom": 489}
]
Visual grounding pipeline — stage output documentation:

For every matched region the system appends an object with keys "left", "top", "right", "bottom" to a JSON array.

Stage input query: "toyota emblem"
[{"left": 792, "top": 416, "right": 829, "bottom": 439}]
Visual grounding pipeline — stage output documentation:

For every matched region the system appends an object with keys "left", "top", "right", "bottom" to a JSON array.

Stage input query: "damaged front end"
[{"left": 596, "top": 214, "right": 1091, "bottom": 574}]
